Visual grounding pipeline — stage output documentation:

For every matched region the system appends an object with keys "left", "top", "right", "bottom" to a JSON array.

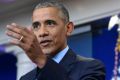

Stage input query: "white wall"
[
  {"left": 0, "top": 7, "right": 32, "bottom": 44},
  {"left": 1, "top": 0, "right": 120, "bottom": 44},
  {"left": 63, "top": 0, "right": 120, "bottom": 25}
]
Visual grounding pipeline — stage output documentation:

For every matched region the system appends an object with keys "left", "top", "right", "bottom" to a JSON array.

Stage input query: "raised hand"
[{"left": 6, "top": 23, "right": 47, "bottom": 68}]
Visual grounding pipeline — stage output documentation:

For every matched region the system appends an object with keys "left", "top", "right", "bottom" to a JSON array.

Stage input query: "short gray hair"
[{"left": 34, "top": 1, "right": 69, "bottom": 23}]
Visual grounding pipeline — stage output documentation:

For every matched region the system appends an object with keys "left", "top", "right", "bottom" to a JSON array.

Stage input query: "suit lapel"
[
  {"left": 23, "top": 49, "right": 77, "bottom": 80},
  {"left": 24, "top": 68, "right": 37, "bottom": 80},
  {"left": 59, "top": 49, "right": 77, "bottom": 72}
]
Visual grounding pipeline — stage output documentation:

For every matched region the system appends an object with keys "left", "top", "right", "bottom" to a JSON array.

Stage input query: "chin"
[
  {"left": 42, "top": 47, "right": 57, "bottom": 57},
  {"left": 42, "top": 48, "right": 54, "bottom": 55}
]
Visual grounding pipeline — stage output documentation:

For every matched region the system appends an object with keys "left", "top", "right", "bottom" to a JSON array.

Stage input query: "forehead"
[{"left": 32, "top": 7, "right": 62, "bottom": 21}]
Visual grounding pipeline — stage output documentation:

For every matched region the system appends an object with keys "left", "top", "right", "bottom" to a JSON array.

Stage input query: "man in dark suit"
[{"left": 6, "top": 1, "right": 105, "bottom": 80}]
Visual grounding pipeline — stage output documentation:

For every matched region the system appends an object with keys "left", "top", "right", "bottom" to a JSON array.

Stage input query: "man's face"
[{"left": 32, "top": 7, "right": 73, "bottom": 56}]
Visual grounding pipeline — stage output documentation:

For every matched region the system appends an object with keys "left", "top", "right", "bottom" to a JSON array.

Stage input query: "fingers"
[
  {"left": 10, "top": 38, "right": 32, "bottom": 51},
  {"left": 6, "top": 23, "right": 31, "bottom": 37},
  {"left": 6, "top": 23, "right": 38, "bottom": 47},
  {"left": 6, "top": 30, "right": 21, "bottom": 40},
  {"left": 6, "top": 23, "right": 31, "bottom": 44}
]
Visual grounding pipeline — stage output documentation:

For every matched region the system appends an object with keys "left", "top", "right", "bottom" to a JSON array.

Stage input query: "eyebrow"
[
  {"left": 45, "top": 20, "right": 57, "bottom": 24},
  {"left": 32, "top": 19, "right": 57, "bottom": 26}
]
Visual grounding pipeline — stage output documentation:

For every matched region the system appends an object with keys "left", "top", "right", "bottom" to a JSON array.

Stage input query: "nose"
[{"left": 38, "top": 26, "right": 49, "bottom": 37}]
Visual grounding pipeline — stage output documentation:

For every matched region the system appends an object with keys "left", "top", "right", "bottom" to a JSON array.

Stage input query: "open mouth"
[{"left": 40, "top": 40, "right": 52, "bottom": 46}]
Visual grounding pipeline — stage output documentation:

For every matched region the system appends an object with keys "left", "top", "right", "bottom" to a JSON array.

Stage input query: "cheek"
[{"left": 53, "top": 29, "right": 66, "bottom": 43}]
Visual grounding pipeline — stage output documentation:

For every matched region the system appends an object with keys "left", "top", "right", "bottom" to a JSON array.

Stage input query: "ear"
[{"left": 66, "top": 22, "right": 74, "bottom": 36}]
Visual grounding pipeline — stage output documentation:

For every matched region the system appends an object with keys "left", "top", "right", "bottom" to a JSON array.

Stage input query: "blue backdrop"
[
  {"left": 93, "top": 27, "right": 118, "bottom": 80},
  {"left": 0, "top": 46, "right": 17, "bottom": 80}
]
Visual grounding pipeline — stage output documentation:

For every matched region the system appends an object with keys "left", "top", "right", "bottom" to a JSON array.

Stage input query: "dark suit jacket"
[{"left": 20, "top": 49, "right": 105, "bottom": 80}]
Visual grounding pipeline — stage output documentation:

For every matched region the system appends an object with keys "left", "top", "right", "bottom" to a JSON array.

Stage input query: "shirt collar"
[{"left": 52, "top": 46, "right": 69, "bottom": 63}]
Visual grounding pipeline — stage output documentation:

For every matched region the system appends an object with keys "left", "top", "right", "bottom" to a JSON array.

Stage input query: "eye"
[
  {"left": 32, "top": 22, "right": 40, "bottom": 30},
  {"left": 46, "top": 20, "right": 56, "bottom": 26}
]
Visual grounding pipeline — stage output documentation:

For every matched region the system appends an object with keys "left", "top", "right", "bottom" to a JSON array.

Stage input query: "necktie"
[{"left": 34, "top": 68, "right": 42, "bottom": 80}]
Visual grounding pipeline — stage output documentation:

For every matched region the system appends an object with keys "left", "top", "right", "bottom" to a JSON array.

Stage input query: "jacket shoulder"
[{"left": 20, "top": 68, "right": 37, "bottom": 80}]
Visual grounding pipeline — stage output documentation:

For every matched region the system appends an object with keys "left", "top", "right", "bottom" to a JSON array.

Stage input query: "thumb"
[
  {"left": 27, "top": 26, "right": 34, "bottom": 34},
  {"left": 27, "top": 26, "right": 34, "bottom": 31}
]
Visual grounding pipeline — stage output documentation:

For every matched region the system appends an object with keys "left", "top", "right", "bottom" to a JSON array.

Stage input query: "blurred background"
[{"left": 0, "top": 0, "right": 120, "bottom": 80}]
